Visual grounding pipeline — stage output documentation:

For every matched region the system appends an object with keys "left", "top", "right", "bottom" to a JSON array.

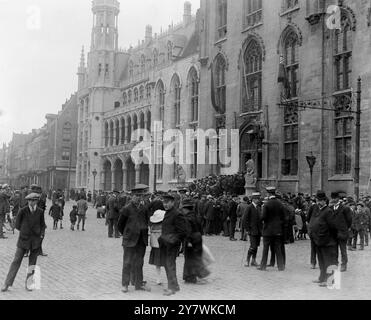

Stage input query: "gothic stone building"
[
  {"left": 76, "top": 0, "right": 371, "bottom": 196},
  {"left": 197, "top": 0, "right": 371, "bottom": 195},
  {"left": 76, "top": 0, "right": 202, "bottom": 192}
]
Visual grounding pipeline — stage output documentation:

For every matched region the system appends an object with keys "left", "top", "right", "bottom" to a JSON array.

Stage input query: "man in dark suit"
[
  {"left": 310, "top": 191, "right": 339, "bottom": 287},
  {"left": 118, "top": 190, "right": 150, "bottom": 293},
  {"left": 204, "top": 196, "right": 215, "bottom": 236},
  {"left": 330, "top": 192, "right": 353, "bottom": 272},
  {"left": 1, "top": 193, "right": 46, "bottom": 292},
  {"left": 228, "top": 197, "right": 238, "bottom": 241},
  {"left": 159, "top": 194, "right": 190, "bottom": 296},
  {"left": 258, "top": 188, "right": 287, "bottom": 271},
  {"left": 243, "top": 193, "right": 262, "bottom": 267},
  {"left": 106, "top": 191, "right": 120, "bottom": 238}
]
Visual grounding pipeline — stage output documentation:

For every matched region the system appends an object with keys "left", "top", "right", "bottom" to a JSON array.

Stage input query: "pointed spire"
[{"left": 80, "top": 46, "right": 85, "bottom": 68}]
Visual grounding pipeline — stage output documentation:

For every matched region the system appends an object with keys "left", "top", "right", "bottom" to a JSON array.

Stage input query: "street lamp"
[
  {"left": 92, "top": 169, "right": 97, "bottom": 195},
  {"left": 306, "top": 152, "right": 316, "bottom": 196}
]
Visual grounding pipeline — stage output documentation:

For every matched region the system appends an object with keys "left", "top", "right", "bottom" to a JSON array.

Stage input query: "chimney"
[
  {"left": 183, "top": 1, "right": 192, "bottom": 25},
  {"left": 145, "top": 25, "right": 152, "bottom": 43}
]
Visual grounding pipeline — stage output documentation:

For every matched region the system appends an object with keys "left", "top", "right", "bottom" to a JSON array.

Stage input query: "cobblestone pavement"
[{"left": 0, "top": 200, "right": 370, "bottom": 300}]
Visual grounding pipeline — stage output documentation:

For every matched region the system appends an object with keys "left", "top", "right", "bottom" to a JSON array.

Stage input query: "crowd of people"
[{"left": 1, "top": 181, "right": 370, "bottom": 294}]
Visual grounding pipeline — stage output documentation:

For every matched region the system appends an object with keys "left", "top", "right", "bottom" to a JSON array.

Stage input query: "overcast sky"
[{"left": 0, "top": 0, "right": 200, "bottom": 146}]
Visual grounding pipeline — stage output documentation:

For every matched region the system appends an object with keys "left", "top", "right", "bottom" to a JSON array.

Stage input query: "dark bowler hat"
[
  {"left": 25, "top": 193, "right": 40, "bottom": 201},
  {"left": 162, "top": 193, "right": 175, "bottom": 201},
  {"left": 316, "top": 191, "right": 327, "bottom": 201},
  {"left": 182, "top": 198, "right": 194, "bottom": 209},
  {"left": 131, "top": 184, "right": 149, "bottom": 195}
]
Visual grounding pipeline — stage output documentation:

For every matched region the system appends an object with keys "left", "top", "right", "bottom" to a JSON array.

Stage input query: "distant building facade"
[
  {"left": 7, "top": 94, "right": 78, "bottom": 191},
  {"left": 0, "top": 144, "right": 8, "bottom": 184}
]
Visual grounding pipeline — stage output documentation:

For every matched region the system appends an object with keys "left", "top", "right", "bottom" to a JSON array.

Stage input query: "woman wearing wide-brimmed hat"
[{"left": 149, "top": 209, "right": 167, "bottom": 285}]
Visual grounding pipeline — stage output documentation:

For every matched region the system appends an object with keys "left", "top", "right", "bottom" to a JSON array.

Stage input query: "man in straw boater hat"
[
  {"left": 309, "top": 191, "right": 339, "bottom": 287},
  {"left": 242, "top": 192, "right": 263, "bottom": 267},
  {"left": 1, "top": 193, "right": 47, "bottom": 292},
  {"left": 118, "top": 186, "right": 151, "bottom": 293},
  {"left": 158, "top": 193, "right": 190, "bottom": 296}
]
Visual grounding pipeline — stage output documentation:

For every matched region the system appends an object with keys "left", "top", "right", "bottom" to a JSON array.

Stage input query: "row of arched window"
[
  {"left": 123, "top": 85, "right": 151, "bottom": 106},
  {"left": 104, "top": 110, "right": 152, "bottom": 147}
]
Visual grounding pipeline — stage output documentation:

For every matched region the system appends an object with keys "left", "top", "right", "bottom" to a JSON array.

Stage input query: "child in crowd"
[
  {"left": 70, "top": 205, "right": 78, "bottom": 231},
  {"left": 149, "top": 210, "right": 166, "bottom": 285},
  {"left": 49, "top": 200, "right": 63, "bottom": 230}
]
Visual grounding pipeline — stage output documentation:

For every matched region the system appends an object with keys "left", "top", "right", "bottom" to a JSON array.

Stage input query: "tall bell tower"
[{"left": 91, "top": 0, "right": 119, "bottom": 52}]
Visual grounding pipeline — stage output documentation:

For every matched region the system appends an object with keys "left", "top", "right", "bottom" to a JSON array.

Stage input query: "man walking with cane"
[{"left": 1, "top": 193, "right": 46, "bottom": 292}]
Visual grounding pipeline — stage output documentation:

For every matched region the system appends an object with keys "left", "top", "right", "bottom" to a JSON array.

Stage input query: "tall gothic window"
[
  {"left": 129, "top": 61, "right": 134, "bottom": 78},
  {"left": 189, "top": 68, "right": 199, "bottom": 122},
  {"left": 134, "top": 88, "right": 139, "bottom": 102},
  {"left": 139, "top": 86, "right": 144, "bottom": 101},
  {"left": 146, "top": 84, "right": 152, "bottom": 100},
  {"left": 153, "top": 49, "right": 159, "bottom": 67},
  {"left": 242, "top": 39, "right": 262, "bottom": 113},
  {"left": 157, "top": 81, "right": 165, "bottom": 123},
  {"left": 128, "top": 90, "right": 132, "bottom": 104},
  {"left": 334, "top": 94, "right": 352, "bottom": 175},
  {"left": 104, "top": 122, "right": 109, "bottom": 147},
  {"left": 171, "top": 75, "right": 181, "bottom": 126},
  {"left": 156, "top": 81, "right": 165, "bottom": 180},
  {"left": 282, "top": 104, "right": 298, "bottom": 176},
  {"left": 245, "top": 0, "right": 262, "bottom": 28},
  {"left": 334, "top": 11, "right": 352, "bottom": 92},
  {"left": 214, "top": 55, "right": 227, "bottom": 115},
  {"left": 217, "top": 0, "right": 227, "bottom": 39},
  {"left": 283, "top": 31, "right": 299, "bottom": 99},
  {"left": 140, "top": 55, "right": 146, "bottom": 74}
]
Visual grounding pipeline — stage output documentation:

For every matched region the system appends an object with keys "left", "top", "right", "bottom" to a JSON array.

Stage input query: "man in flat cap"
[
  {"left": 330, "top": 192, "right": 353, "bottom": 272},
  {"left": 1, "top": 193, "right": 46, "bottom": 292},
  {"left": 106, "top": 191, "right": 120, "bottom": 238},
  {"left": 159, "top": 194, "right": 190, "bottom": 296},
  {"left": 118, "top": 190, "right": 151, "bottom": 293}
]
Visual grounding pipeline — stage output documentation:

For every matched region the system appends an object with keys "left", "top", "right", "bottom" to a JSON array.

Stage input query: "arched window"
[
  {"left": 153, "top": 49, "right": 159, "bottom": 67},
  {"left": 140, "top": 55, "right": 146, "bottom": 74},
  {"left": 334, "top": 11, "right": 352, "bottom": 91},
  {"left": 157, "top": 81, "right": 165, "bottom": 123},
  {"left": 280, "top": 29, "right": 299, "bottom": 176},
  {"left": 283, "top": 30, "right": 299, "bottom": 99},
  {"left": 128, "top": 90, "right": 132, "bottom": 104},
  {"left": 146, "top": 84, "right": 152, "bottom": 100},
  {"left": 127, "top": 116, "right": 132, "bottom": 142},
  {"left": 62, "top": 122, "right": 72, "bottom": 142},
  {"left": 121, "top": 118, "right": 125, "bottom": 144},
  {"left": 334, "top": 10, "right": 354, "bottom": 175},
  {"left": 123, "top": 92, "right": 127, "bottom": 106},
  {"left": 245, "top": 0, "right": 262, "bottom": 28},
  {"left": 171, "top": 75, "right": 181, "bottom": 126},
  {"left": 242, "top": 39, "right": 262, "bottom": 113},
  {"left": 213, "top": 55, "right": 226, "bottom": 115},
  {"left": 104, "top": 122, "right": 109, "bottom": 147},
  {"left": 188, "top": 68, "right": 199, "bottom": 122},
  {"left": 115, "top": 119, "right": 120, "bottom": 146},
  {"left": 134, "top": 88, "right": 139, "bottom": 102},
  {"left": 139, "top": 86, "right": 144, "bottom": 101},
  {"left": 129, "top": 60, "right": 134, "bottom": 78},
  {"left": 109, "top": 121, "right": 114, "bottom": 146}
]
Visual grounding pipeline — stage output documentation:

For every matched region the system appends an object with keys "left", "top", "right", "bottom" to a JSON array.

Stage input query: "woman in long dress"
[{"left": 182, "top": 199, "right": 210, "bottom": 284}]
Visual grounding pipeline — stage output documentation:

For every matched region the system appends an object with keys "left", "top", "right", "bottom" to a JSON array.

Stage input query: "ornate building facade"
[
  {"left": 7, "top": 94, "right": 78, "bottom": 191},
  {"left": 77, "top": 0, "right": 371, "bottom": 195},
  {"left": 76, "top": 0, "right": 202, "bottom": 192},
  {"left": 198, "top": 0, "right": 371, "bottom": 195}
]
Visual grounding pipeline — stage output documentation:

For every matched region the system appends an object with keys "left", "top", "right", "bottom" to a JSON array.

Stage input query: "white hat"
[{"left": 150, "top": 210, "right": 166, "bottom": 224}]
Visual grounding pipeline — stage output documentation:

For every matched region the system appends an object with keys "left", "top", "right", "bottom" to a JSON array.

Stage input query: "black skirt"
[{"left": 149, "top": 248, "right": 166, "bottom": 267}]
